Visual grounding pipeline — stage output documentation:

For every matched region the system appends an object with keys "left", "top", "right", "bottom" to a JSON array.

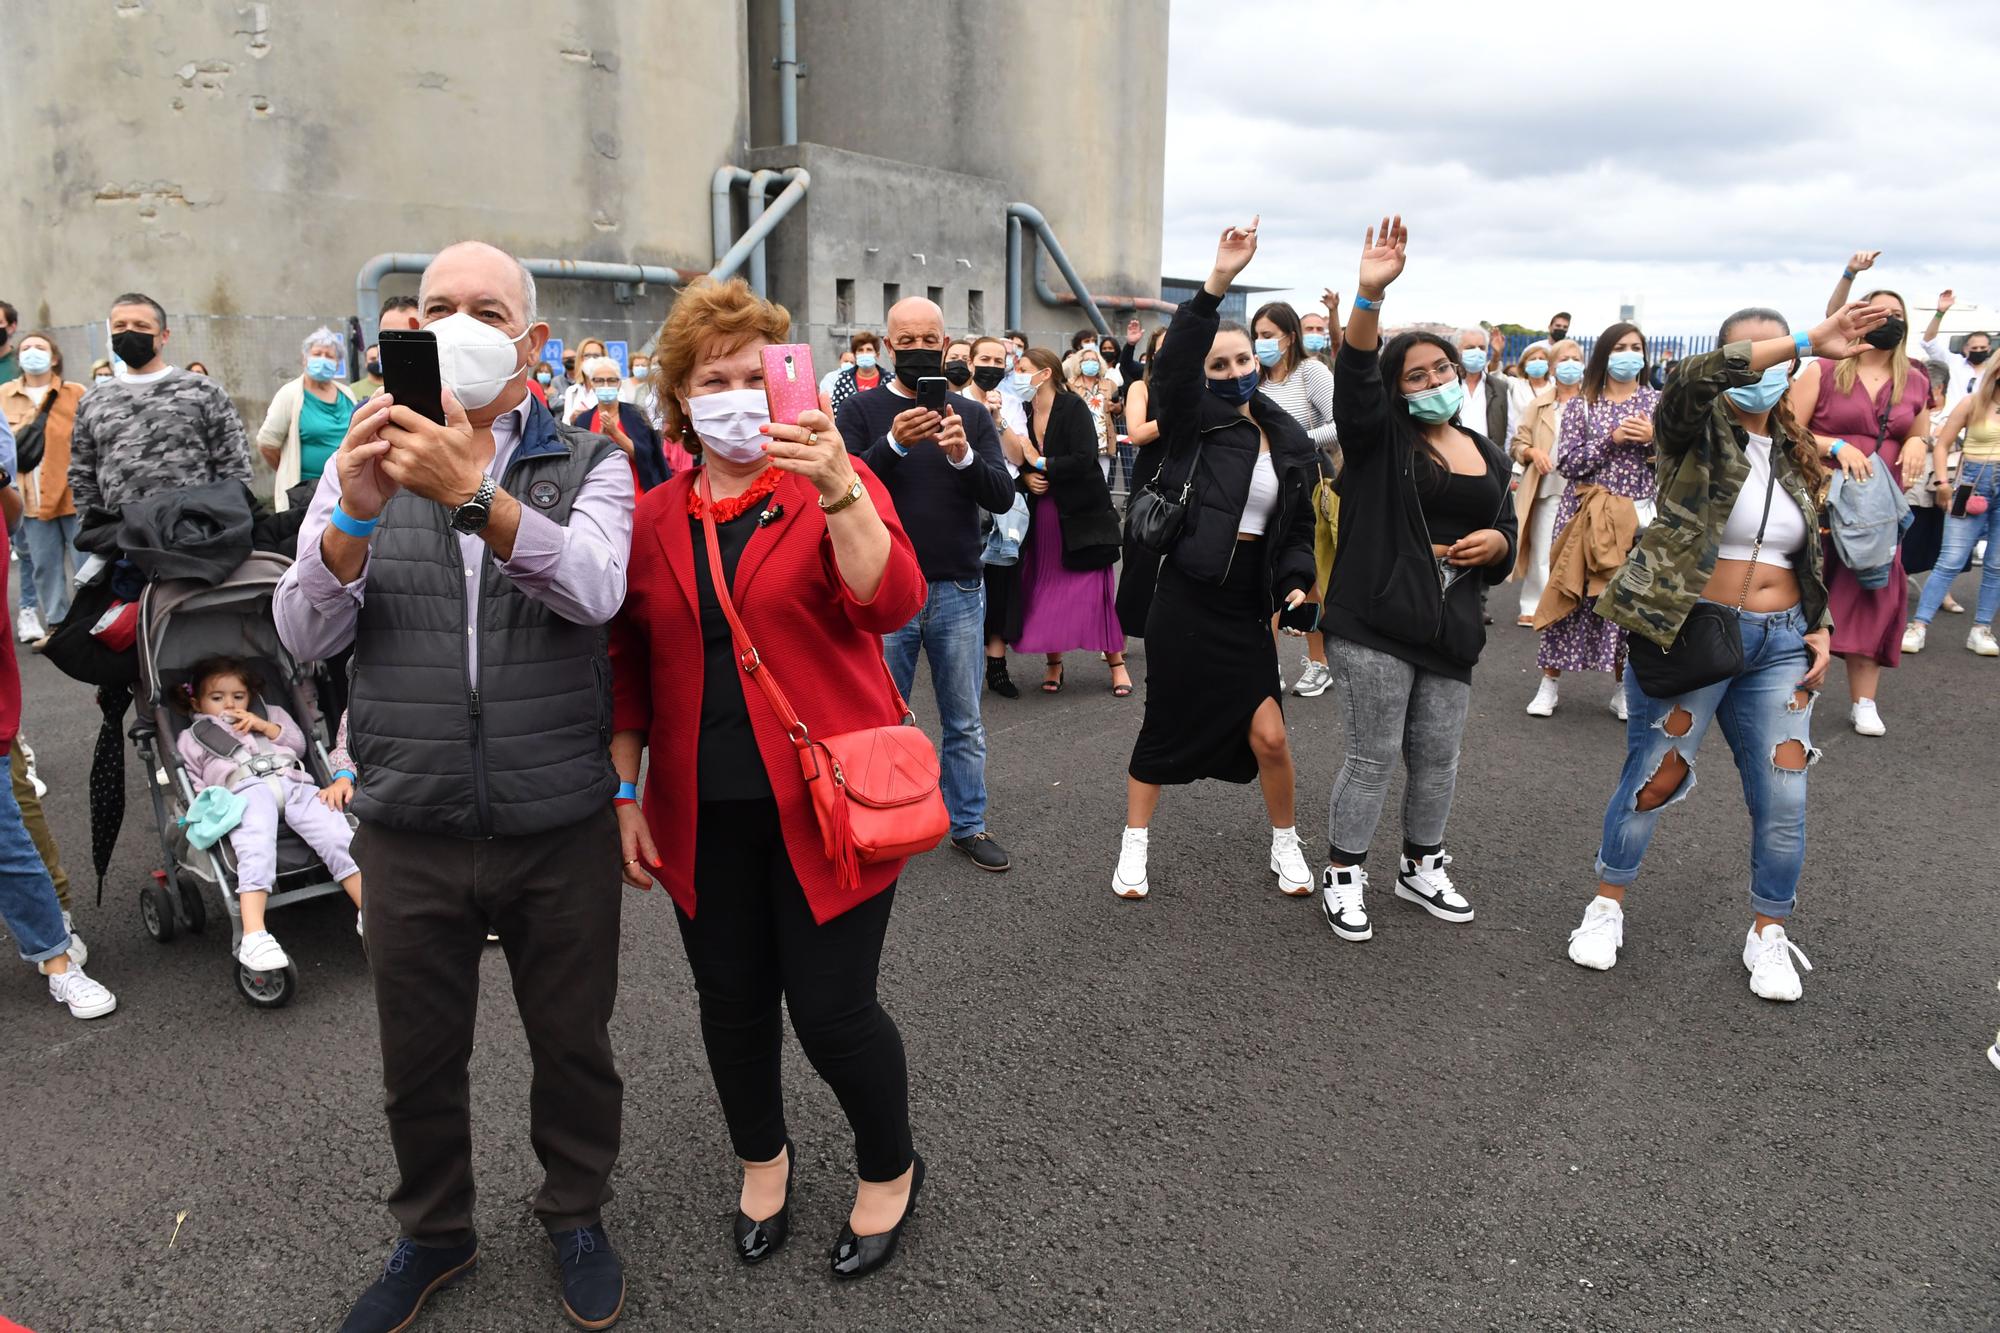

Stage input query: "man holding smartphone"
[{"left": 835, "top": 297, "right": 1017, "bottom": 873}]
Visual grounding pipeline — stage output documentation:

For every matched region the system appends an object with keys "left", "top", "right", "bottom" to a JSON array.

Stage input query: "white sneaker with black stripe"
[
  {"left": 1395, "top": 851, "right": 1474, "bottom": 922},
  {"left": 1320, "top": 865, "right": 1371, "bottom": 941}
]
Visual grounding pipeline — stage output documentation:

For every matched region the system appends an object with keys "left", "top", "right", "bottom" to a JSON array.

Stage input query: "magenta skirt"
[{"left": 1012, "top": 502, "right": 1125, "bottom": 656}]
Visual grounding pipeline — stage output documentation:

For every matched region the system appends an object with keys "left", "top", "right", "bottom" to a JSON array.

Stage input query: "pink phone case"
[{"left": 762, "top": 344, "right": 818, "bottom": 425}]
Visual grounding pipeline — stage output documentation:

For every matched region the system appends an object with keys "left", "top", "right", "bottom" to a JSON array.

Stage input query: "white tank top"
[
  {"left": 1238, "top": 451, "right": 1280, "bottom": 536},
  {"left": 1715, "top": 434, "right": 1808, "bottom": 569}
]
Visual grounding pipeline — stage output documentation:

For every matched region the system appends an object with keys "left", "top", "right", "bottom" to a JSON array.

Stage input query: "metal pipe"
[
  {"left": 355, "top": 252, "right": 439, "bottom": 340},
  {"left": 1004, "top": 202, "right": 1110, "bottom": 336},
  {"left": 745, "top": 168, "right": 780, "bottom": 296},
  {"left": 712, "top": 165, "right": 751, "bottom": 267},
  {"left": 1005, "top": 215, "right": 1023, "bottom": 331},
  {"left": 357, "top": 253, "right": 701, "bottom": 337},
  {"left": 775, "top": 0, "right": 801, "bottom": 146},
  {"left": 709, "top": 168, "right": 810, "bottom": 283}
]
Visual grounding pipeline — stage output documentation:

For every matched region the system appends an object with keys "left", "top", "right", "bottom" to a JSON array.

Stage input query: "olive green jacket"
[{"left": 1595, "top": 342, "right": 1831, "bottom": 649}]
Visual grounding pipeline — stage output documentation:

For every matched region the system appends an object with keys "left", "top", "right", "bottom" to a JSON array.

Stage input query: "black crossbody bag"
[
  {"left": 1627, "top": 461, "right": 1776, "bottom": 700},
  {"left": 13, "top": 386, "right": 58, "bottom": 476},
  {"left": 1126, "top": 435, "right": 1202, "bottom": 554}
]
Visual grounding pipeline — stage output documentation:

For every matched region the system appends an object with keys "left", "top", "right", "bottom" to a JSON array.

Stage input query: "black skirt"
[
  {"left": 1127, "top": 541, "right": 1278, "bottom": 786},
  {"left": 984, "top": 561, "right": 1024, "bottom": 643}
]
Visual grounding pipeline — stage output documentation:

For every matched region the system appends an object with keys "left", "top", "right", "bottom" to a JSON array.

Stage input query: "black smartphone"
[
  {"left": 1278, "top": 600, "right": 1321, "bottom": 633},
  {"left": 917, "top": 376, "right": 949, "bottom": 414},
  {"left": 378, "top": 328, "right": 446, "bottom": 425},
  {"left": 1952, "top": 484, "right": 1974, "bottom": 517}
]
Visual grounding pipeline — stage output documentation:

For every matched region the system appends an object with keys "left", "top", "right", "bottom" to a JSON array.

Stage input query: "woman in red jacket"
[{"left": 610, "top": 278, "right": 929, "bottom": 1280}]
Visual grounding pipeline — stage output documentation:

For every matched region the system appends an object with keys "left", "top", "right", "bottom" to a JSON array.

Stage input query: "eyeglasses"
[{"left": 1400, "top": 363, "right": 1460, "bottom": 389}]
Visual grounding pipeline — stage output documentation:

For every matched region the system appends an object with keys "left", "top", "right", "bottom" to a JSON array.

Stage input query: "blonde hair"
[
  {"left": 1833, "top": 289, "right": 1910, "bottom": 405},
  {"left": 651, "top": 277, "right": 792, "bottom": 447}
]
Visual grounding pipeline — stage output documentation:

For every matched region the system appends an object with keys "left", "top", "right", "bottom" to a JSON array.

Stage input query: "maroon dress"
[{"left": 1807, "top": 357, "right": 1928, "bottom": 665}]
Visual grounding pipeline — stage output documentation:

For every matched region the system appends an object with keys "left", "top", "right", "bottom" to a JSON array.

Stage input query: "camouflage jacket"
[
  {"left": 69, "top": 369, "right": 252, "bottom": 513},
  {"left": 1595, "top": 342, "right": 1830, "bottom": 648}
]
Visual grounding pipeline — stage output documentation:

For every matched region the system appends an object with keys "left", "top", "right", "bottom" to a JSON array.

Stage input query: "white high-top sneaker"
[
  {"left": 1395, "top": 851, "right": 1474, "bottom": 922},
  {"left": 1270, "top": 827, "right": 1312, "bottom": 896},
  {"left": 1320, "top": 864, "right": 1372, "bottom": 941},
  {"left": 1112, "top": 827, "right": 1150, "bottom": 900},
  {"left": 1526, "top": 675, "right": 1559, "bottom": 717}
]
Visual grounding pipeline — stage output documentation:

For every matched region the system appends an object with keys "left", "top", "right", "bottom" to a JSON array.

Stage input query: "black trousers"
[
  {"left": 355, "top": 807, "right": 623, "bottom": 1246},
  {"left": 678, "top": 799, "right": 912, "bottom": 1182}
]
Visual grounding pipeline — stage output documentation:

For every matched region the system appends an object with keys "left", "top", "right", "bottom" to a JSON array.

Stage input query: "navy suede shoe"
[
  {"left": 338, "top": 1236, "right": 478, "bottom": 1333},
  {"left": 551, "top": 1223, "right": 625, "bottom": 1329}
]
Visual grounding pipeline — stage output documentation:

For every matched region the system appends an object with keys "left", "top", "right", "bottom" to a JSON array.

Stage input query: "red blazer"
[{"left": 611, "top": 462, "right": 927, "bottom": 924}]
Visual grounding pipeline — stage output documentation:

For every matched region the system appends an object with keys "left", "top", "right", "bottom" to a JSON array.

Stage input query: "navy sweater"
[{"left": 838, "top": 383, "right": 1015, "bottom": 583}]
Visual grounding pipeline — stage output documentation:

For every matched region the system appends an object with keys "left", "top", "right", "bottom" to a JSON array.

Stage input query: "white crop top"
[
  {"left": 1237, "top": 451, "right": 1281, "bottom": 536},
  {"left": 1715, "top": 434, "right": 1808, "bottom": 569}
]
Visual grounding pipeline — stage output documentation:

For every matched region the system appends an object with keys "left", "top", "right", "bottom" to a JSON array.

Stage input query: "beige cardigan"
[{"left": 257, "top": 375, "right": 355, "bottom": 511}]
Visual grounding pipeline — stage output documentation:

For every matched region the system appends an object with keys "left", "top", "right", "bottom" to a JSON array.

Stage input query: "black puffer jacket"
[{"left": 1149, "top": 288, "right": 1316, "bottom": 606}]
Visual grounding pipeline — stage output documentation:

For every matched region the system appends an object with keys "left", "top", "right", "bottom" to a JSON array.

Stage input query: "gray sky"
[{"left": 1162, "top": 0, "right": 2000, "bottom": 336}]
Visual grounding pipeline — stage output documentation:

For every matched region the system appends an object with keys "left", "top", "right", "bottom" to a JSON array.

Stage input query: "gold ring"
[
  {"left": 623, "top": 858, "right": 640, "bottom": 865},
  {"left": 807, "top": 431, "right": 819, "bottom": 447}
]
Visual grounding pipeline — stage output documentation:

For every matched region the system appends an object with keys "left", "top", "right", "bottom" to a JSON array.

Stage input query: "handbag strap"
[
  {"left": 1733, "top": 449, "right": 1780, "bottom": 610},
  {"left": 697, "top": 471, "right": 914, "bottom": 750}
]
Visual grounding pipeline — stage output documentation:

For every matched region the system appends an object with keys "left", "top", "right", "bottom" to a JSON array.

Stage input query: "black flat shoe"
[
  {"left": 734, "top": 1141, "right": 795, "bottom": 1265},
  {"left": 829, "top": 1153, "right": 925, "bottom": 1281}
]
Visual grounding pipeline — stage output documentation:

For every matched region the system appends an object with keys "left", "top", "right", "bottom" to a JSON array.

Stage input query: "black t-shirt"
[
  {"left": 1420, "top": 467, "right": 1505, "bottom": 547},
  {"left": 691, "top": 508, "right": 774, "bottom": 802}
]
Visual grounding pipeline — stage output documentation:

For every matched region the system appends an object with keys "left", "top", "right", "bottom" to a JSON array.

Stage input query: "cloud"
[{"left": 1163, "top": 0, "right": 2000, "bottom": 332}]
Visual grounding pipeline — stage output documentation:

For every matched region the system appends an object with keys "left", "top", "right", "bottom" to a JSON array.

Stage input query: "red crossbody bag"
[{"left": 699, "top": 476, "right": 949, "bottom": 890}]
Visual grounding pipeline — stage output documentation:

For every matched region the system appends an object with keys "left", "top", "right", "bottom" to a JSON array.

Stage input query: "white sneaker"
[
  {"left": 63, "top": 911, "right": 87, "bottom": 967},
  {"left": 1270, "top": 827, "right": 1312, "bottom": 896},
  {"left": 1988, "top": 1039, "right": 2000, "bottom": 1073},
  {"left": 1112, "top": 827, "right": 1149, "bottom": 900},
  {"left": 356, "top": 911, "right": 365, "bottom": 937},
  {"left": 1395, "top": 851, "right": 1474, "bottom": 921},
  {"left": 1902, "top": 621, "right": 1927, "bottom": 654},
  {"left": 1968, "top": 625, "right": 2000, "bottom": 657},
  {"left": 1851, "top": 699, "right": 1885, "bottom": 736},
  {"left": 1320, "top": 864, "right": 1372, "bottom": 941},
  {"left": 20, "top": 738, "right": 46, "bottom": 798},
  {"left": 1525, "top": 676, "right": 1559, "bottom": 717},
  {"left": 1291, "top": 660, "right": 1333, "bottom": 698},
  {"left": 1609, "top": 685, "right": 1628, "bottom": 722},
  {"left": 1743, "top": 923, "right": 1811, "bottom": 1002},
  {"left": 1567, "top": 895, "right": 1625, "bottom": 971},
  {"left": 47, "top": 965, "right": 117, "bottom": 1019},
  {"left": 236, "top": 930, "right": 291, "bottom": 971},
  {"left": 14, "top": 606, "right": 45, "bottom": 643}
]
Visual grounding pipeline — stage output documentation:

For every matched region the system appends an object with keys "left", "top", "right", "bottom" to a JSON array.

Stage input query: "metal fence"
[{"left": 1496, "top": 331, "right": 1718, "bottom": 368}]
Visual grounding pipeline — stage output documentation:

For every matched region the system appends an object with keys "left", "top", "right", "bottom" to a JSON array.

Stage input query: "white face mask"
[
  {"left": 429, "top": 311, "right": 530, "bottom": 410},
  {"left": 687, "top": 388, "right": 770, "bottom": 465}
]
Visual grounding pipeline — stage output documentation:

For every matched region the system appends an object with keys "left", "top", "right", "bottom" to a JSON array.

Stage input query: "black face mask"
[
  {"left": 111, "top": 330, "right": 156, "bottom": 367},
  {"left": 942, "top": 359, "right": 971, "bottom": 387},
  {"left": 365, "top": 359, "right": 383, "bottom": 377},
  {"left": 971, "top": 364, "right": 1006, "bottom": 392},
  {"left": 893, "top": 347, "right": 942, "bottom": 388},
  {"left": 1966, "top": 346, "right": 1992, "bottom": 367},
  {"left": 1864, "top": 317, "right": 1907, "bottom": 350},
  {"left": 1550, "top": 327, "right": 1568, "bottom": 342}
]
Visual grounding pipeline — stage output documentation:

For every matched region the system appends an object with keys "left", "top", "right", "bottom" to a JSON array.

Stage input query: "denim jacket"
[{"left": 1596, "top": 342, "right": 1831, "bottom": 648}]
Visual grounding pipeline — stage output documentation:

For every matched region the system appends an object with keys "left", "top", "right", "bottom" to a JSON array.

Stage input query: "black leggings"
[{"left": 677, "top": 799, "right": 912, "bottom": 1182}]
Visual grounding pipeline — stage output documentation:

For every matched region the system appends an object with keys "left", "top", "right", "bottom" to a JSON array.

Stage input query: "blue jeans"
[
  {"left": 1595, "top": 605, "right": 1818, "bottom": 918},
  {"left": 22, "top": 513, "right": 81, "bottom": 627},
  {"left": 0, "top": 752, "right": 69, "bottom": 962},
  {"left": 1914, "top": 459, "right": 2000, "bottom": 626},
  {"left": 884, "top": 578, "right": 988, "bottom": 840},
  {"left": 9, "top": 515, "right": 35, "bottom": 613}
]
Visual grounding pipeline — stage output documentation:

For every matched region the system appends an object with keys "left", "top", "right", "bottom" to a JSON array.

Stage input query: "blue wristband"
[
  {"left": 1829, "top": 440, "right": 1845, "bottom": 455},
  {"left": 1842, "top": 268, "right": 1857, "bottom": 280},
  {"left": 1352, "top": 294, "right": 1383, "bottom": 311},
  {"left": 1793, "top": 330, "right": 1812, "bottom": 360},
  {"left": 330, "top": 504, "right": 379, "bottom": 538},
  {"left": 616, "top": 780, "right": 639, "bottom": 802},
  {"left": 332, "top": 768, "right": 356, "bottom": 784}
]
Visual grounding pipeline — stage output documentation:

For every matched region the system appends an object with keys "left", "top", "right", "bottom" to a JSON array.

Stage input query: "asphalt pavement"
[{"left": 4, "top": 567, "right": 1997, "bottom": 1332}]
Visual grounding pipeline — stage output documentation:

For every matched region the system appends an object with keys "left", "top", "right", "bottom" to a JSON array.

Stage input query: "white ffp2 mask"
[{"left": 429, "top": 312, "right": 530, "bottom": 410}]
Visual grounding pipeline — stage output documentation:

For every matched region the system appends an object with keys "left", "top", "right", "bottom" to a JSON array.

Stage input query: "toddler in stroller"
[{"left": 174, "top": 656, "right": 362, "bottom": 971}]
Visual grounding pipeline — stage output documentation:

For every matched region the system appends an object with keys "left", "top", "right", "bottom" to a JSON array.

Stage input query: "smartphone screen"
[
  {"left": 1279, "top": 600, "right": 1321, "bottom": 633},
  {"left": 378, "top": 328, "right": 445, "bottom": 424},
  {"left": 1953, "top": 484, "right": 1974, "bottom": 517},
  {"left": 760, "top": 343, "right": 818, "bottom": 426},
  {"left": 917, "top": 377, "right": 949, "bottom": 413}
]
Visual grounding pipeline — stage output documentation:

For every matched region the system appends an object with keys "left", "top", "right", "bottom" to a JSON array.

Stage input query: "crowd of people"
[{"left": 0, "top": 223, "right": 1994, "bottom": 1331}]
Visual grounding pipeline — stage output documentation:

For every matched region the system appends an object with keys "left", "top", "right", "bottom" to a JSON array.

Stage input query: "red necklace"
[{"left": 688, "top": 466, "right": 782, "bottom": 522}]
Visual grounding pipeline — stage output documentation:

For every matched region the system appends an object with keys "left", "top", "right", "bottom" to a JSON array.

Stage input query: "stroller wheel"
[
  {"left": 141, "top": 883, "right": 178, "bottom": 943},
  {"left": 178, "top": 880, "right": 207, "bottom": 935},
  {"left": 235, "top": 958, "right": 298, "bottom": 1010}
]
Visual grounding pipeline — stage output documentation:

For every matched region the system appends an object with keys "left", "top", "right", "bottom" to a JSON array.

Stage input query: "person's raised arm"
[
  {"left": 1343, "top": 215, "right": 1405, "bottom": 354},
  {"left": 1332, "top": 215, "right": 1407, "bottom": 453},
  {"left": 1152, "top": 217, "right": 1261, "bottom": 432},
  {"left": 1826, "top": 249, "right": 1878, "bottom": 317},
  {"left": 1922, "top": 288, "right": 1954, "bottom": 357}
]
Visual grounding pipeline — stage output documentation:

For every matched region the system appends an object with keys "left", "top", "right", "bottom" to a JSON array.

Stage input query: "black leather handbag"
[
  {"left": 1627, "top": 464, "right": 1776, "bottom": 700},
  {"left": 1126, "top": 441, "right": 1201, "bottom": 554}
]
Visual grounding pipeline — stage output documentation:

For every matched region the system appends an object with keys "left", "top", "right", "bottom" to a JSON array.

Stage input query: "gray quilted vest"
[{"left": 348, "top": 399, "right": 620, "bottom": 838}]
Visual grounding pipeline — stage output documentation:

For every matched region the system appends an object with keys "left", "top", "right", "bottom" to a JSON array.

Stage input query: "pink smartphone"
[{"left": 761, "top": 344, "right": 818, "bottom": 425}]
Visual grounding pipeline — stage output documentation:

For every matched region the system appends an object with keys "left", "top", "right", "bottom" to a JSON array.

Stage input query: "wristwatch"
[
  {"left": 449, "top": 474, "right": 499, "bottom": 534},
  {"left": 819, "top": 477, "right": 865, "bottom": 515}
]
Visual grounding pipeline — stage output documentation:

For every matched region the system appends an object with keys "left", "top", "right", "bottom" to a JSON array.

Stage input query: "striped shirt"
[{"left": 1259, "top": 358, "right": 1337, "bottom": 453}]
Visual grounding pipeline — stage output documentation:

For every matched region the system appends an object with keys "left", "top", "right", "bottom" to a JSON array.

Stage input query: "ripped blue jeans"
[{"left": 1595, "top": 605, "right": 1818, "bottom": 918}]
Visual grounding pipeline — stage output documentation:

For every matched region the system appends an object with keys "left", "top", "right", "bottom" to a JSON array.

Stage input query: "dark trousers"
[
  {"left": 678, "top": 799, "right": 912, "bottom": 1182},
  {"left": 355, "top": 807, "right": 623, "bottom": 1246}
]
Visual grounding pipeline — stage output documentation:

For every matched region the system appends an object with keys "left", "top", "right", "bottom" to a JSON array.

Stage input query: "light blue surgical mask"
[
  {"left": 1254, "top": 337, "right": 1283, "bottom": 367},
  {"left": 594, "top": 385, "right": 619, "bottom": 405},
  {"left": 1404, "top": 381, "right": 1465, "bottom": 423},
  {"left": 1003, "top": 369, "right": 1038, "bottom": 400},
  {"left": 1607, "top": 350, "right": 1646, "bottom": 382},
  {"left": 306, "top": 355, "right": 339, "bottom": 381},
  {"left": 1524, "top": 358, "right": 1549, "bottom": 379},
  {"left": 1724, "top": 364, "right": 1791, "bottom": 413},
  {"left": 1553, "top": 361, "right": 1585, "bottom": 386},
  {"left": 855, "top": 352, "right": 877, "bottom": 370},
  {"left": 1460, "top": 348, "right": 1488, "bottom": 376},
  {"left": 18, "top": 348, "right": 52, "bottom": 376},
  {"left": 1079, "top": 358, "right": 1101, "bottom": 378},
  {"left": 1302, "top": 332, "right": 1330, "bottom": 354},
  {"left": 536, "top": 371, "right": 553, "bottom": 386}
]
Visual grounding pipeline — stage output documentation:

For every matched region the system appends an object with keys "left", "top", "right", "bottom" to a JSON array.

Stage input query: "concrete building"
[{"left": 3, "top": 0, "right": 1168, "bottom": 439}]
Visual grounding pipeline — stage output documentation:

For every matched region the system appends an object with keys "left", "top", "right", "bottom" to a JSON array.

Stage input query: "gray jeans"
[{"left": 1326, "top": 636, "right": 1472, "bottom": 862}]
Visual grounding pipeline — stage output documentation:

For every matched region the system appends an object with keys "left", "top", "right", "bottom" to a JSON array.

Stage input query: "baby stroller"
[{"left": 130, "top": 552, "right": 353, "bottom": 1009}]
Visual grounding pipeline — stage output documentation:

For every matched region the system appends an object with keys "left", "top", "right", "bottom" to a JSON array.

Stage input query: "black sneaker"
[
  {"left": 339, "top": 1236, "right": 478, "bottom": 1333},
  {"left": 551, "top": 1223, "right": 625, "bottom": 1329},
  {"left": 952, "top": 832, "right": 1011, "bottom": 872}
]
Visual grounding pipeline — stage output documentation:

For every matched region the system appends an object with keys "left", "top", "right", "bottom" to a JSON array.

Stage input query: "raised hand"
[
  {"left": 1809, "top": 301, "right": 1892, "bottom": 359},
  {"left": 1358, "top": 215, "right": 1408, "bottom": 293},
  {"left": 1212, "top": 216, "right": 1260, "bottom": 284},
  {"left": 333, "top": 393, "right": 402, "bottom": 520},
  {"left": 1322, "top": 289, "right": 1342, "bottom": 316},
  {"left": 1937, "top": 288, "right": 1956, "bottom": 314},
  {"left": 1846, "top": 250, "right": 1880, "bottom": 274},
  {"left": 1125, "top": 317, "right": 1143, "bottom": 345}
]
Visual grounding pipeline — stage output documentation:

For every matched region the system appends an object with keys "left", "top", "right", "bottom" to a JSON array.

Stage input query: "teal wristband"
[
  {"left": 1842, "top": 268, "right": 1857, "bottom": 280},
  {"left": 1794, "top": 330, "right": 1812, "bottom": 360},
  {"left": 615, "top": 780, "right": 639, "bottom": 803},
  {"left": 332, "top": 768, "right": 356, "bottom": 784},
  {"left": 1830, "top": 440, "right": 1846, "bottom": 455},
  {"left": 1352, "top": 294, "right": 1383, "bottom": 311},
  {"left": 330, "top": 504, "right": 379, "bottom": 538}
]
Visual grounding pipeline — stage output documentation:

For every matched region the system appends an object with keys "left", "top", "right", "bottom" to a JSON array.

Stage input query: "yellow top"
[{"left": 1964, "top": 410, "right": 2000, "bottom": 462}]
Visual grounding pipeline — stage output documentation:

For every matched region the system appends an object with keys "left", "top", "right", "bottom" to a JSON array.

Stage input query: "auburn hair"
[{"left": 650, "top": 277, "right": 792, "bottom": 449}]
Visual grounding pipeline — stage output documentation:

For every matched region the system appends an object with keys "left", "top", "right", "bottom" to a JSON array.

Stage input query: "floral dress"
[{"left": 1536, "top": 387, "right": 1660, "bottom": 673}]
